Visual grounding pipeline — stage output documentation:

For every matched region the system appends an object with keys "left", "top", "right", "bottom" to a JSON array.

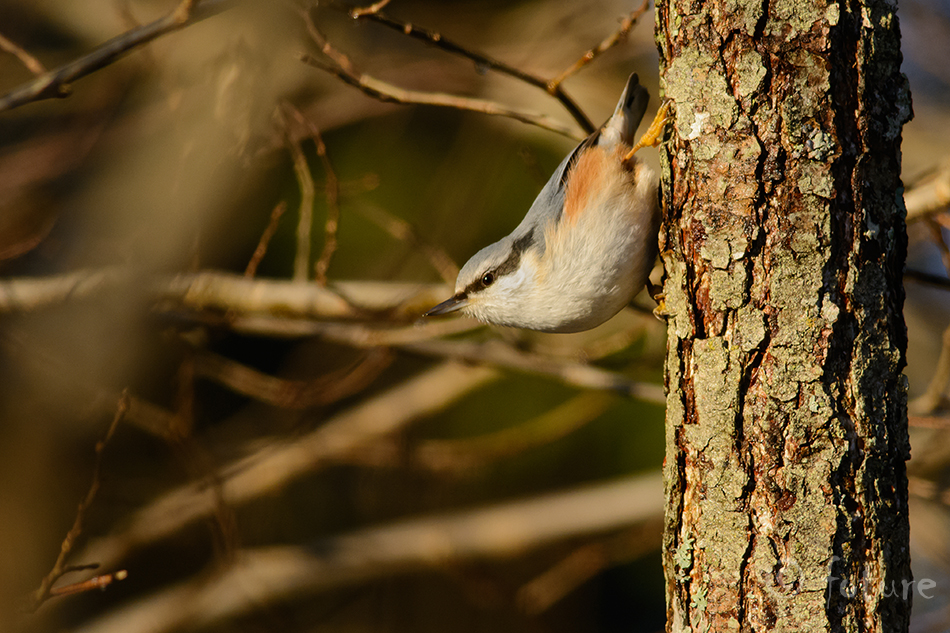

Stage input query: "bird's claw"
[
  {"left": 623, "top": 100, "right": 672, "bottom": 164},
  {"left": 648, "top": 281, "right": 668, "bottom": 320}
]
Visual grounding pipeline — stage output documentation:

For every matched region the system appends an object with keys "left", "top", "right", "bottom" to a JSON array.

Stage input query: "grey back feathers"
[{"left": 455, "top": 73, "right": 650, "bottom": 298}]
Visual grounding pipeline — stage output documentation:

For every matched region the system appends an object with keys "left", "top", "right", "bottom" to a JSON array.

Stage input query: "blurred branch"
[
  {"left": 517, "top": 518, "right": 662, "bottom": 615},
  {"left": 548, "top": 0, "right": 651, "bottom": 91},
  {"left": 193, "top": 347, "right": 392, "bottom": 408},
  {"left": 278, "top": 108, "right": 317, "bottom": 282},
  {"left": 926, "top": 218, "right": 950, "bottom": 275},
  {"left": 0, "top": 0, "right": 234, "bottom": 112},
  {"left": 224, "top": 317, "right": 664, "bottom": 399},
  {"left": 299, "top": 53, "right": 579, "bottom": 139},
  {"left": 905, "top": 161, "right": 950, "bottom": 221},
  {"left": 75, "top": 362, "right": 499, "bottom": 573},
  {"left": 3, "top": 333, "right": 176, "bottom": 439},
  {"left": 26, "top": 392, "right": 129, "bottom": 612},
  {"left": 353, "top": 201, "right": 459, "bottom": 284},
  {"left": 0, "top": 267, "right": 447, "bottom": 319},
  {"left": 399, "top": 338, "right": 666, "bottom": 402},
  {"left": 349, "top": 0, "right": 391, "bottom": 17},
  {"left": 76, "top": 472, "right": 663, "bottom": 633},
  {"left": 904, "top": 268, "right": 950, "bottom": 290},
  {"left": 909, "top": 415, "right": 950, "bottom": 429},
  {"left": 0, "top": 31, "right": 47, "bottom": 75},
  {"left": 415, "top": 391, "right": 616, "bottom": 473},
  {"left": 220, "top": 312, "right": 482, "bottom": 341},
  {"left": 244, "top": 201, "right": 287, "bottom": 278},
  {"left": 0, "top": 267, "right": 130, "bottom": 313},
  {"left": 48, "top": 569, "right": 128, "bottom": 598},
  {"left": 283, "top": 104, "right": 342, "bottom": 285},
  {"left": 324, "top": 0, "right": 601, "bottom": 134},
  {"left": 158, "top": 272, "right": 359, "bottom": 318},
  {"left": 909, "top": 322, "right": 950, "bottom": 416}
]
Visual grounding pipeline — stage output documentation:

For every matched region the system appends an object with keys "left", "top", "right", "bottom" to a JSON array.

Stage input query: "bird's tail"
[{"left": 600, "top": 73, "right": 650, "bottom": 148}]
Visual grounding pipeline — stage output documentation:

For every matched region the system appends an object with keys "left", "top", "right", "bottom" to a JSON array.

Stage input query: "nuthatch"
[{"left": 425, "top": 73, "right": 669, "bottom": 332}]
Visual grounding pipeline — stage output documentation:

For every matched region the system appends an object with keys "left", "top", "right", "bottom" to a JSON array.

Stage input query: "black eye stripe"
[{"left": 462, "top": 229, "right": 535, "bottom": 296}]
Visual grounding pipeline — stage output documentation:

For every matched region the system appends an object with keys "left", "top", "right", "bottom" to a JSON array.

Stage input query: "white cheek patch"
[{"left": 497, "top": 264, "right": 531, "bottom": 292}]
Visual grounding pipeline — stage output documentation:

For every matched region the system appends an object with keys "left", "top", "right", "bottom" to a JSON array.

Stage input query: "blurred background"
[{"left": 0, "top": 0, "right": 948, "bottom": 631}]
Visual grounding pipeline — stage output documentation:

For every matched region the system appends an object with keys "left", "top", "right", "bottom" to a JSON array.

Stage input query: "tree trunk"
[{"left": 655, "top": 0, "right": 913, "bottom": 630}]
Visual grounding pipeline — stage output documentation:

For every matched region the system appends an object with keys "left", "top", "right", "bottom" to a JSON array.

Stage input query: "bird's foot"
[{"left": 623, "top": 100, "right": 672, "bottom": 165}]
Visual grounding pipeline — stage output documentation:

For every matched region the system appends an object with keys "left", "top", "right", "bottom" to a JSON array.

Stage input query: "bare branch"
[
  {"left": 324, "top": 0, "right": 596, "bottom": 134},
  {"left": 299, "top": 54, "right": 580, "bottom": 139},
  {"left": 0, "top": 0, "right": 234, "bottom": 112},
  {"left": 26, "top": 392, "right": 130, "bottom": 612},
  {"left": 300, "top": 4, "right": 355, "bottom": 73},
  {"left": 548, "top": 0, "right": 651, "bottom": 91},
  {"left": 0, "top": 31, "right": 47, "bottom": 75},
  {"left": 76, "top": 473, "right": 662, "bottom": 633}
]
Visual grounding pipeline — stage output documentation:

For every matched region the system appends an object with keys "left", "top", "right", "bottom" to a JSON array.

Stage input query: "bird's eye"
[{"left": 481, "top": 272, "right": 495, "bottom": 287}]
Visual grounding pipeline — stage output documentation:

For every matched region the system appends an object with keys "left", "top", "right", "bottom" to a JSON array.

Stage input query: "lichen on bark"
[{"left": 655, "top": 0, "right": 912, "bottom": 629}]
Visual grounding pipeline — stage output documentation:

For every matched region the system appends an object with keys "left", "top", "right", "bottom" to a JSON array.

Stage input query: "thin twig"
[
  {"left": 26, "top": 392, "right": 130, "bottom": 612},
  {"left": 325, "top": 0, "right": 596, "bottom": 134},
  {"left": 548, "top": 0, "right": 651, "bottom": 90},
  {"left": 301, "top": 5, "right": 356, "bottom": 73},
  {"left": 245, "top": 201, "right": 287, "bottom": 278},
  {"left": 0, "top": 0, "right": 233, "bottom": 112},
  {"left": 48, "top": 570, "right": 128, "bottom": 598},
  {"left": 283, "top": 104, "right": 342, "bottom": 285},
  {"left": 349, "top": 0, "right": 392, "bottom": 18},
  {"left": 299, "top": 54, "right": 579, "bottom": 139},
  {"left": 0, "top": 31, "right": 47, "bottom": 75}
]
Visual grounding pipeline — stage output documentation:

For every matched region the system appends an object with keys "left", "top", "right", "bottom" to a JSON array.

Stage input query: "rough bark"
[{"left": 655, "top": 0, "right": 913, "bottom": 630}]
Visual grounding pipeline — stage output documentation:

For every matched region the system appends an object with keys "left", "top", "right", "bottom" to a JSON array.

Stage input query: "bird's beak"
[{"left": 424, "top": 293, "right": 468, "bottom": 317}]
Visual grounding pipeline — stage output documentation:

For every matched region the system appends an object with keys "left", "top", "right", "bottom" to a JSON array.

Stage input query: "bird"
[{"left": 424, "top": 73, "right": 668, "bottom": 333}]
